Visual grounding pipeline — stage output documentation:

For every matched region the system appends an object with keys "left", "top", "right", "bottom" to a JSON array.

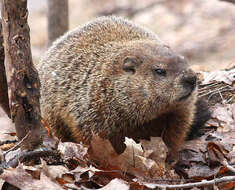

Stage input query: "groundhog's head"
[{"left": 110, "top": 40, "right": 197, "bottom": 121}]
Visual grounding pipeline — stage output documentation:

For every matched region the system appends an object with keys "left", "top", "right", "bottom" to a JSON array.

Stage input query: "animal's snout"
[{"left": 181, "top": 73, "right": 197, "bottom": 92}]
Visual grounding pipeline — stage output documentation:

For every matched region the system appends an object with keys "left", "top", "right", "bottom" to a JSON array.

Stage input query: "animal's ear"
[{"left": 122, "top": 56, "right": 139, "bottom": 74}]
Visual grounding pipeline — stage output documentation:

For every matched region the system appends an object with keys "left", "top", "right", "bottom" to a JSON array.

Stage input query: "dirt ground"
[{"left": 28, "top": 0, "right": 235, "bottom": 71}]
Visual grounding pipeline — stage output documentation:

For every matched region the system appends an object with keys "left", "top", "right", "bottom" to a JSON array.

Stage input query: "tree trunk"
[
  {"left": 0, "top": 20, "right": 10, "bottom": 117},
  {"left": 1, "top": 0, "right": 49, "bottom": 150},
  {"left": 47, "top": 0, "right": 69, "bottom": 47}
]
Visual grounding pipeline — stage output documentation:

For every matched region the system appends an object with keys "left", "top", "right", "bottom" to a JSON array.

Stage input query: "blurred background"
[{"left": 29, "top": 0, "right": 235, "bottom": 71}]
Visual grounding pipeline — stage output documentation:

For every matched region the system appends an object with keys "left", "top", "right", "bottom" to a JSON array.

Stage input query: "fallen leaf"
[
  {"left": 117, "top": 137, "right": 144, "bottom": 172},
  {"left": 187, "top": 163, "right": 221, "bottom": 179},
  {"left": 90, "top": 135, "right": 169, "bottom": 178},
  {"left": 4, "top": 148, "right": 21, "bottom": 163},
  {"left": 42, "top": 162, "right": 69, "bottom": 179},
  {"left": 0, "top": 108, "right": 16, "bottom": 144},
  {"left": 23, "top": 165, "right": 41, "bottom": 180},
  {"left": 89, "top": 135, "right": 119, "bottom": 168},
  {"left": 217, "top": 181, "right": 235, "bottom": 190},
  {"left": 99, "top": 178, "right": 129, "bottom": 190},
  {"left": 140, "top": 137, "right": 168, "bottom": 168},
  {"left": 71, "top": 165, "right": 101, "bottom": 181},
  {"left": 210, "top": 104, "right": 235, "bottom": 132},
  {"left": 58, "top": 142, "right": 88, "bottom": 160},
  {"left": 0, "top": 164, "right": 63, "bottom": 190},
  {"left": 207, "top": 142, "right": 229, "bottom": 167},
  {"left": 200, "top": 69, "right": 235, "bottom": 85}
]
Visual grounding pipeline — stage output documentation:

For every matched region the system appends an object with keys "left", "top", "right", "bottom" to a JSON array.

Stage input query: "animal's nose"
[{"left": 181, "top": 71, "right": 197, "bottom": 91}]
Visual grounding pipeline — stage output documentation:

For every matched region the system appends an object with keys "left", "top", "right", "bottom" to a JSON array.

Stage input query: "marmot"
[{"left": 39, "top": 16, "right": 210, "bottom": 160}]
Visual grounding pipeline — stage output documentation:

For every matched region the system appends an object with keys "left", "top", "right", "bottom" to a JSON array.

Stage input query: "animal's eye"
[{"left": 154, "top": 69, "right": 166, "bottom": 76}]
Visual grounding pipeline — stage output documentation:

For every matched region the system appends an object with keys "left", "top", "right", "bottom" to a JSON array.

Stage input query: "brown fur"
[{"left": 38, "top": 16, "right": 198, "bottom": 160}]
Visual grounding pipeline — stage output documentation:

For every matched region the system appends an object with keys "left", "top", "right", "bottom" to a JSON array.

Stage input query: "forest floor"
[{"left": 0, "top": 0, "right": 234, "bottom": 189}]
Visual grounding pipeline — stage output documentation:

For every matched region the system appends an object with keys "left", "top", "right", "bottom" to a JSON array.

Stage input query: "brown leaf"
[
  {"left": 0, "top": 143, "right": 15, "bottom": 152},
  {"left": 58, "top": 142, "right": 88, "bottom": 160},
  {"left": 207, "top": 142, "right": 229, "bottom": 167},
  {"left": 210, "top": 104, "right": 235, "bottom": 132},
  {"left": 90, "top": 135, "right": 169, "bottom": 178},
  {"left": 55, "top": 177, "right": 68, "bottom": 186},
  {"left": 41, "top": 118, "right": 52, "bottom": 137},
  {"left": 0, "top": 109, "right": 16, "bottom": 144},
  {"left": 0, "top": 149, "right": 3, "bottom": 163},
  {"left": 187, "top": 163, "right": 220, "bottom": 179},
  {"left": 71, "top": 165, "right": 101, "bottom": 181},
  {"left": 89, "top": 135, "right": 119, "bottom": 167},
  {"left": 60, "top": 173, "right": 75, "bottom": 183},
  {"left": 140, "top": 137, "right": 168, "bottom": 168},
  {"left": 217, "top": 181, "right": 235, "bottom": 190},
  {"left": 117, "top": 137, "right": 144, "bottom": 172},
  {"left": 0, "top": 164, "right": 63, "bottom": 190},
  {"left": 23, "top": 165, "right": 41, "bottom": 180},
  {"left": 133, "top": 156, "right": 165, "bottom": 177},
  {"left": 41, "top": 161, "right": 69, "bottom": 179},
  {"left": 99, "top": 178, "right": 129, "bottom": 190}
]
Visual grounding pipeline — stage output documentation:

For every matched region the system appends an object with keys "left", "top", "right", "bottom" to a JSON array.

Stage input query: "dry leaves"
[
  {"left": 89, "top": 135, "right": 170, "bottom": 178},
  {"left": 209, "top": 104, "right": 235, "bottom": 132},
  {"left": 0, "top": 66, "right": 234, "bottom": 189},
  {"left": 200, "top": 69, "right": 235, "bottom": 85},
  {"left": 0, "top": 109, "right": 16, "bottom": 145},
  {"left": 1, "top": 164, "right": 63, "bottom": 190}
]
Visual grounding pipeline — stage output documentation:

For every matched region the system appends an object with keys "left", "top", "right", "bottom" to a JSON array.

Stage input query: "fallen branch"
[
  {"left": 222, "top": 160, "right": 235, "bottom": 173},
  {"left": 198, "top": 81, "right": 234, "bottom": 106},
  {"left": 3, "top": 132, "right": 30, "bottom": 157},
  {"left": 0, "top": 147, "right": 60, "bottom": 170},
  {"left": 150, "top": 176, "right": 235, "bottom": 189}
]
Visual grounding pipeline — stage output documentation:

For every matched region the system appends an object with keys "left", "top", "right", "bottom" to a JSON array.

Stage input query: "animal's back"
[{"left": 39, "top": 16, "right": 165, "bottom": 141}]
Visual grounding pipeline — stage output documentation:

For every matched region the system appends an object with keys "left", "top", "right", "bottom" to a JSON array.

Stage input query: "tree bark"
[
  {"left": 0, "top": 20, "right": 10, "bottom": 117},
  {"left": 47, "top": 0, "right": 69, "bottom": 47},
  {"left": 1, "top": 0, "right": 49, "bottom": 150}
]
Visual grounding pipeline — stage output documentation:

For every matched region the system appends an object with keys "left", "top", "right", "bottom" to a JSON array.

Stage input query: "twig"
[
  {"left": 218, "top": 88, "right": 225, "bottom": 102},
  {"left": 198, "top": 86, "right": 232, "bottom": 98},
  {"left": 199, "top": 82, "right": 219, "bottom": 89},
  {"left": 222, "top": 160, "right": 235, "bottom": 173},
  {"left": 207, "top": 88, "right": 233, "bottom": 101},
  {"left": 226, "top": 96, "right": 233, "bottom": 103},
  {"left": 3, "top": 131, "right": 30, "bottom": 157},
  {"left": 150, "top": 176, "right": 235, "bottom": 189},
  {"left": 198, "top": 82, "right": 231, "bottom": 95},
  {"left": 140, "top": 178, "right": 192, "bottom": 183}
]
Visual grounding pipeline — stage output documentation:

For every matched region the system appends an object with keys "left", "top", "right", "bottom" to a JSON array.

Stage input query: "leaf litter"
[{"left": 0, "top": 69, "right": 234, "bottom": 189}]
